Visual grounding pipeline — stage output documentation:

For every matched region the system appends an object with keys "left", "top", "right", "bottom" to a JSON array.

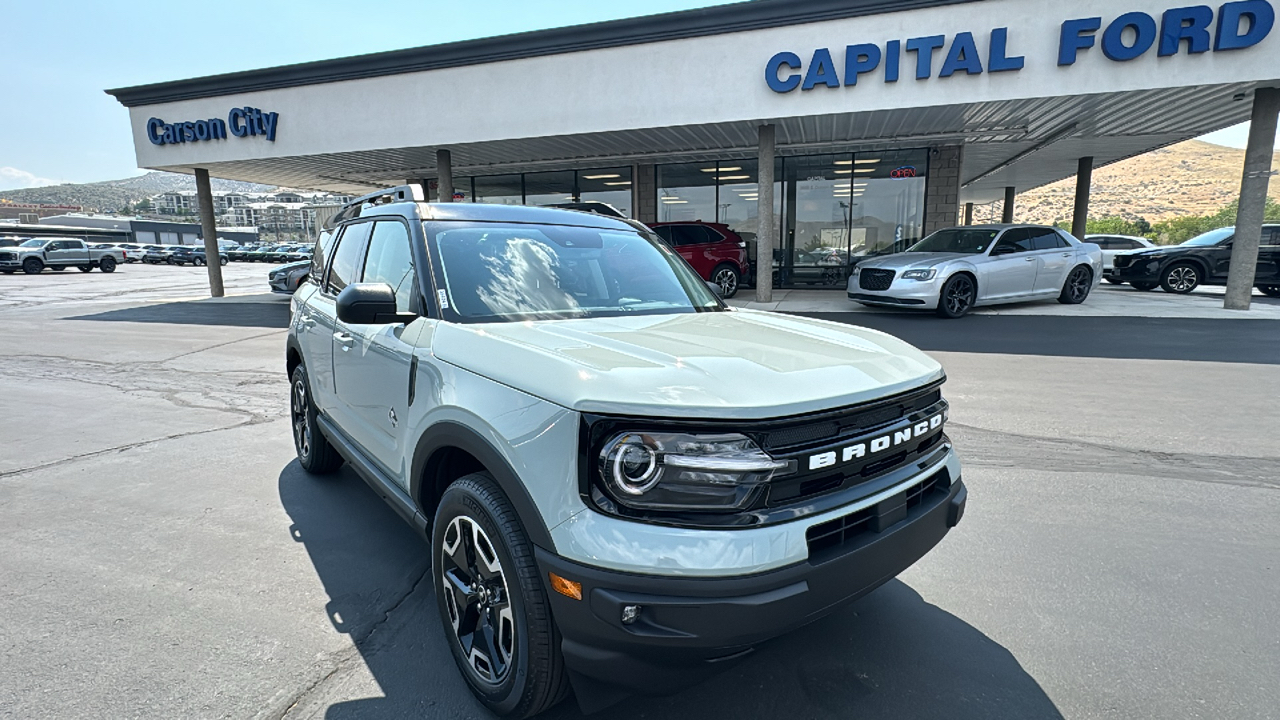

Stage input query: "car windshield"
[
  {"left": 906, "top": 228, "right": 1000, "bottom": 254},
  {"left": 426, "top": 222, "right": 723, "bottom": 323},
  {"left": 19, "top": 239, "right": 48, "bottom": 248},
  {"left": 1181, "top": 228, "right": 1234, "bottom": 246}
]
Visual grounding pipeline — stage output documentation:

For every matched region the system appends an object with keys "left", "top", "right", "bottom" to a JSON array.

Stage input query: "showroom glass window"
[
  {"left": 577, "top": 167, "right": 632, "bottom": 217},
  {"left": 523, "top": 170, "right": 576, "bottom": 208},
  {"left": 851, "top": 149, "right": 928, "bottom": 255},
  {"left": 474, "top": 174, "right": 523, "bottom": 206},
  {"left": 656, "top": 163, "right": 717, "bottom": 223}
]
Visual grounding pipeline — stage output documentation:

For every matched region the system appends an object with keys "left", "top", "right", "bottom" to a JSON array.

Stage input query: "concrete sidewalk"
[{"left": 728, "top": 283, "right": 1280, "bottom": 320}]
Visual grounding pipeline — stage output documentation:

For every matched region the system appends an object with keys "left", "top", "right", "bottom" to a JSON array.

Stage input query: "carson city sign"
[
  {"left": 146, "top": 106, "right": 280, "bottom": 146},
  {"left": 765, "top": 1, "right": 1274, "bottom": 92}
]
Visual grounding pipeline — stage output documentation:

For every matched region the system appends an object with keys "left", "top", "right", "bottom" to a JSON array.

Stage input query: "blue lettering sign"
[
  {"left": 765, "top": 52, "right": 803, "bottom": 92},
  {"left": 1059, "top": 17, "right": 1103, "bottom": 65},
  {"left": 1160, "top": 5, "right": 1214, "bottom": 55},
  {"left": 802, "top": 48, "right": 841, "bottom": 90},
  {"left": 988, "top": 28, "right": 1025, "bottom": 72},
  {"left": 147, "top": 107, "right": 277, "bottom": 146},
  {"left": 1101, "top": 11, "right": 1159, "bottom": 61},
  {"left": 939, "top": 32, "right": 984, "bottom": 77},
  {"left": 905, "top": 35, "right": 946, "bottom": 79},
  {"left": 844, "top": 43, "right": 882, "bottom": 86},
  {"left": 1216, "top": 0, "right": 1275, "bottom": 50}
]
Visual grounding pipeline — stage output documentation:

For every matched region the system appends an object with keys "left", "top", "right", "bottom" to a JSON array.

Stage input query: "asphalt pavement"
[{"left": 1, "top": 263, "right": 1277, "bottom": 719}]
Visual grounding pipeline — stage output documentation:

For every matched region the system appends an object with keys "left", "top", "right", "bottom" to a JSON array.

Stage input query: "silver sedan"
[{"left": 848, "top": 225, "right": 1103, "bottom": 318}]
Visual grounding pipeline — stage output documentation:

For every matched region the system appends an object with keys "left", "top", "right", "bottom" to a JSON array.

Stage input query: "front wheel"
[
  {"left": 434, "top": 474, "right": 570, "bottom": 719},
  {"left": 22, "top": 257, "right": 43, "bottom": 275},
  {"left": 219, "top": 256, "right": 229, "bottom": 266},
  {"left": 289, "top": 363, "right": 343, "bottom": 474},
  {"left": 936, "top": 274, "right": 976, "bottom": 318},
  {"left": 1161, "top": 263, "right": 1200, "bottom": 294},
  {"left": 1058, "top": 265, "right": 1093, "bottom": 304},
  {"left": 712, "top": 264, "right": 740, "bottom": 299},
  {"left": 194, "top": 257, "right": 205, "bottom": 266}
]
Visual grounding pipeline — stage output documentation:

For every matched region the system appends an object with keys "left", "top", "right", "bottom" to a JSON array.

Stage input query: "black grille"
[
  {"left": 1113, "top": 255, "right": 1131, "bottom": 268},
  {"left": 859, "top": 268, "right": 895, "bottom": 290},
  {"left": 0, "top": 252, "right": 14, "bottom": 261},
  {"left": 805, "top": 469, "right": 949, "bottom": 563},
  {"left": 759, "top": 386, "right": 941, "bottom": 453}
]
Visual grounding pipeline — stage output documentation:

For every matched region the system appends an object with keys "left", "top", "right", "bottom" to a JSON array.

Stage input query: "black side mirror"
[
  {"left": 705, "top": 280, "right": 724, "bottom": 298},
  {"left": 991, "top": 245, "right": 1015, "bottom": 255},
  {"left": 336, "top": 283, "right": 416, "bottom": 325}
]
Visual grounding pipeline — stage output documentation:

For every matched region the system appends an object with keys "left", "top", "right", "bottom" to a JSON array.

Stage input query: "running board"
[{"left": 316, "top": 414, "right": 430, "bottom": 540}]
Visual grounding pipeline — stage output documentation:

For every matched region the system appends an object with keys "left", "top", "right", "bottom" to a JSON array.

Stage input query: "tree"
[
  {"left": 1054, "top": 215, "right": 1154, "bottom": 239},
  {"left": 135, "top": 198, "right": 153, "bottom": 212},
  {"left": 1150, "top": 197, "right": 1280, "bottom": 245}
]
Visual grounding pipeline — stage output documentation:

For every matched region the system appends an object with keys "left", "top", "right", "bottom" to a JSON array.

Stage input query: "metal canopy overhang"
[{"left": 135, "top": 81, "right": 1260, "bottom": 203}]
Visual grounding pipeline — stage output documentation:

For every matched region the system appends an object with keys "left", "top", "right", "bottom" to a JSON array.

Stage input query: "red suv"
[{"left": 648, "top": 221, "right": 750, "bottom": 298}]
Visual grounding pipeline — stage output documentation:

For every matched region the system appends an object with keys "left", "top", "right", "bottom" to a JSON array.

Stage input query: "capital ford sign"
[
  {"left": 146, "top": 106, "right": 280, "bottom": 146},
  {"left": 765, "top": 1, "right": 1273, "bottom": 92}
]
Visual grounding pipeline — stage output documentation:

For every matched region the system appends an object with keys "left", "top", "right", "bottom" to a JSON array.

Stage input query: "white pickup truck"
[{"left": 0, "top": 238, "right": 123, "bottom": 274}]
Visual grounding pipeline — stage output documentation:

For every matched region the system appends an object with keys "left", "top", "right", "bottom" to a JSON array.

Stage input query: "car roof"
[
  {"left": 390, "top": 201, "right": 640, "bottom": 232},
  {"left": 959, "top": 224, "right": 1061, "bottom": 230}
]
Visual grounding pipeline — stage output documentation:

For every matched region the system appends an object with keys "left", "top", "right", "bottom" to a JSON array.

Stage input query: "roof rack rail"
[{"left": 325, "top": 184, "right": 424, "bottom": 229}]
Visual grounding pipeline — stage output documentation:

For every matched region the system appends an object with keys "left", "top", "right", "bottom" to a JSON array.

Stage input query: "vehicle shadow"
[
  {"left": 68, "top": 299, "right": 290, "bottom": 328},
  {"left": 280, "top": 462, "right": 1063, "bottom": 720}
]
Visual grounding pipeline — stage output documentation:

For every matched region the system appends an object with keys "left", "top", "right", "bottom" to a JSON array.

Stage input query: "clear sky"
[{"left": 0, "top": 0, "right": 1272, "bottom": 191}]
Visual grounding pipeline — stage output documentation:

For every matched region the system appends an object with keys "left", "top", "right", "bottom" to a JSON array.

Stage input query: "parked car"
[
  {"left": 113, "top": 243, "right": 145, "bottom": 262},
  {"left": 0, "top": 237, "right": 122, "bottom": 274},
  {"left": 226, "top": 244, "right": 258, "bottom": 262},
  {"left": 287, "top": 188, "right": 965, "bottom": 717},
  {"left": 0, "top": 238, "right": 22, "bottom": 248},
  {"left": 1086, "top": 234, "right": 1156, "bottom": 284},
  {"left": 142, "top": 245, "right": 183, "bottom": 264},
  {"left": 647, "top": 221, "right": 750, "bottom": 297},
  {"left": 1112, "top": 225, "right": 1280, "bottom": 295},
  {"left": 849, "top": 224, "right": 1103, "bottom": 318},
  {"left": 268, "top": 260, "right": 310, "bottom": 294},
  {"left": 246, "top": 244, "right": 287, "bottom": 262},
  {"left": 169, "top": 245, "right": 229, "bottom": 266}
]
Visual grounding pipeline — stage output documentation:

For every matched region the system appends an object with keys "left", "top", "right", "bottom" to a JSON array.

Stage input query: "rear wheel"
[
  {"left": 936, "top": 273, "right": 976, "bottom": 318},
  {"left": 289, "top": 363, "right": 343, "bottom": 474},
  {"left": 1161, "top": 262, "right": 1200, "bottom": 294},
  {"left": 22, "top": 257, "right": 43, "bottom": 275},
  {"left": 78, "top": 265, "right": 93, "bottom": 273},
  {"left": 1058, "top": 265, "right": 1093, "bottom": 304},
  {"left": 99, "top": 256, "right": 116, "bottom": 273},
  {"left": 712, "top": 264, "right": 740, "bottom": 299},
  {"left": 434, "top": 473, "right": 570, "bottom": 719},
  {"left": 1131, "top": 281, "right": 1158, "bottom": 291}
]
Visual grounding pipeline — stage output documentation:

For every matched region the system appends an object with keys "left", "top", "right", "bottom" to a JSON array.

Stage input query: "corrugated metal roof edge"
[{"left": 105, "top": 0, "right": 978, "bottom": 107}]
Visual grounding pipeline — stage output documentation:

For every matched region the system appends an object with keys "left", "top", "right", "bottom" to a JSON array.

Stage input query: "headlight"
[
  {"left": 901, "top": 268, "right": 937, "bottom": 281},
  {"left": 598, "top": 432, "right": 787, "bottom": 512}
]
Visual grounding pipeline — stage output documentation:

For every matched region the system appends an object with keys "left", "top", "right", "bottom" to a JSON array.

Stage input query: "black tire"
[
  {"left": 711, "top": 264, "right": 740, "bottom": 299},
  {"left": 219, "top": 256, "right": 229, "bottom": 266},
  {"left": 434, "top": 473, "right": 570, "bottom": 719},
  {"left": 194, "top": 257, "right": 205, "bottom": 266},
  {"left": 22, "top": 257, "right": 43, "bottom": 275},
  {"left": 1058, "top": 265, "right": 1093, "bottom": 304},
  {"left": 289, "top": 363, "right": 343, "bottom": 474},
  {"left": 1, "top": 269, "right": 14, "bottom": 275},
  {"left": 1104, "top": 277, "right": 1124, "bottom": 285},
  {"left": 1131, "top": 281, "right": 1158, "bottom": 291},
  {"left": 50, "top": 265, "right": 66, "bottom": 272},
  {"left": 78, "top": 265, "right": 93, "bottom": 273},
  {"left": 1160, "top": 262, "right": 1201, "bottom": 294},
  {"left": 936, "top": 273, "right": 977, "bottom": 318},
  {"left": 1258, "top": 285, "right": 1280, "bottom": 298},
  {"left": 99, "top": 256, "right": 116, "bottom": 273}
]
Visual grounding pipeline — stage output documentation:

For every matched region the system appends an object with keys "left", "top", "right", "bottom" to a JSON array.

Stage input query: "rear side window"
[
  {"left": 994, "top": 228, "right": 1035, "bottom": 253},
  {"left": 325, "top": 222, "right": 372, "bottom": 294},
  {"left": 361, "top": 221, "right": 416, "bottom": 313},
  {"left": 670, "top": 225, "right": 717, "bottom": 246},
  {"left": 1028, "top": 229, "right": 1067, "bottom": 250}
]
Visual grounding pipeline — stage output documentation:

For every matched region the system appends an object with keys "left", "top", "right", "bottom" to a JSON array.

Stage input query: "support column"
[
  {"left": 1225, "top": 87, "right": 1280, "bottom": 311},
  {"left": 1071, "top": 156, "right": 1094, "bottom": 240},
  {"left": 1002, "top": 186, "right": 1016, "bottom": 223},
  {"left": 923, "top": 145, "right": 962, "bottom": 236},
  {"left": 964, "top": 202, "right": 974, "bottom": 225},
  {"left": 755, "top": 124, "right": 776, "bottom": 303},
  {"left": 194, "top": 168, "right": 224, "bottom": 298},
  {"left": 436, "top": 149, "right": 454, "bottom": 203}
]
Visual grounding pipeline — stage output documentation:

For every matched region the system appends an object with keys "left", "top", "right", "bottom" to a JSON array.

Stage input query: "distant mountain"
[
  {"left": 0, "top": 172, "right": 276, "bottom": 213},
  {"left": 1011, "top": 139, "right": 1280, "bottom": 226}
]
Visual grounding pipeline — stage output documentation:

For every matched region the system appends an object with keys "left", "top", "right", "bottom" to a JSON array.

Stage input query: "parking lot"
[{"left": 2, "top": 263, "right": 1278, "bottom": 719}]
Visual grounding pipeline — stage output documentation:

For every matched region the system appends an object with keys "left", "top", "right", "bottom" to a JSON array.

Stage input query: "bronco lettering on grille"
[{"left": 808, "top": 412, "right": 944, "bottom": 470}]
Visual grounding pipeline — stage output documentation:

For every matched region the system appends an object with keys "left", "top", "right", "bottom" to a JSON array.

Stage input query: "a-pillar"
[
  {"left": 1225, "top": 87, "right": 1280, "bottom": 311},
  {"left": 1002, "top": 186, "right": 1016, "bottom": 223},
  {"left": 194, "top": 168, "right": 223, "bottom": 298},
  {"left": 436, "top": 149, "right": 454, "bottom": 203},
  {"left": 755, "top": 124, "right": 776, "bottom": 303},
  {"left": 1071, "top": 156, "right": 1094, "bottom": 239}
]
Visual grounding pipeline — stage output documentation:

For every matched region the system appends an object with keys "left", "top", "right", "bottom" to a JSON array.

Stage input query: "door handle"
[
  {"left": 1062, "top": 252, "right": 1072, "bottom": 257},
  {"left": 334, "top": 331, "right": 354, "bottom": 351},
  {"left": 1024, "top": 257, "right": 1036, "bottom": 262}
]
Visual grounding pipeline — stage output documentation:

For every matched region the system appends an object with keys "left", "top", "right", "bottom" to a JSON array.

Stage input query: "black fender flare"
[{"left": 411, "top": 421, "right": 555, "bottom": 551}]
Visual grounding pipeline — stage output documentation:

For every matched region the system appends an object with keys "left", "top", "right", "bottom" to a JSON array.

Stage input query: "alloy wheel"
[
  {"left": 291, "top": 378, "right": 311, "bottom": 458},
  {"left": 945, "top": 276, "right": 975, "bottom": 315},
  {"left": 441, "top": 515, "right": 516, "bottom": 685},
  {"left": 1067, "top": 267, "right": 1090, "bottom": 302},
  {"left": 714, "top": 268, "right": 738, "bottom": 297},
  {"left": 1167, "top": 266, "right": 1197, "bottom": 292}
]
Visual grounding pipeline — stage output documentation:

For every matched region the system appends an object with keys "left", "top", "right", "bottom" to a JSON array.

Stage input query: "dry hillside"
[{"left": 1011, "top": 139, "right": 1280, "bottom": 225}]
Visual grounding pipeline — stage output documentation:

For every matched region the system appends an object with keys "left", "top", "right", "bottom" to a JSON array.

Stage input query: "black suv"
[
  {"left": 169, "top": 246, "right": 229, "bottom": 266},
  {"left": 1113, "top": 225, "right": 1280, "bottom": 295}
]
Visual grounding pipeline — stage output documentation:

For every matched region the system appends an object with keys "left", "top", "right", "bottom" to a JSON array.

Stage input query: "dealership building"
[{"left": 107, "top": 0, "right": 1279, "bottom": 303}]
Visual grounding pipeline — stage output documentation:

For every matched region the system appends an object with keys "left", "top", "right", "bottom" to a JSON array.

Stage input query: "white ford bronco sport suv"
[{"left": 286, "top": 186, "right": 966, "bottom": 717}]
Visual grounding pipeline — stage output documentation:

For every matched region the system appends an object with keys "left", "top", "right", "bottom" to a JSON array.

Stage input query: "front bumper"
[
  {"left": 537, "top": 470, "right": 965, "bottom": 697},
  {"left": 1113, "top": 257, "right": 1162, "bottom": 282},
  {"left": 846, "top": 275, "right": 942, "bottom": 308}
]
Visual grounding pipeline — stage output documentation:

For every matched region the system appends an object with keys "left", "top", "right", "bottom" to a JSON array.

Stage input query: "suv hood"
[
  {"left": 431, "top": 310, "right": 943, "bottom": 419},
  {"left": 856, "top": 252, "right": 974, "bottom": 270}
]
